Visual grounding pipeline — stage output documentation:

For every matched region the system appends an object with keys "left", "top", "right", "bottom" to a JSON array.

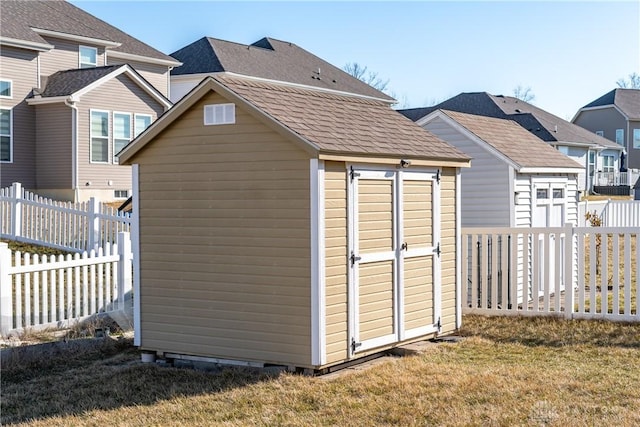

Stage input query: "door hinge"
[
  {"left": 350, "top": 251, "right": 361, "bottom": 266},
  {"left": 434, "top": 242, "right": 441, "bottom": 257},
  {"left": 435, "top": 317, "right": 441, "bottom": 332},
  {"left": 435, "top": 169, "right": 441, "bottom": 184},
  {"left": 351, "top": 338, "right": 362, "bottom": 353},
  {"left": 350, "top": 166, "right": 361, "bottom": 182}
]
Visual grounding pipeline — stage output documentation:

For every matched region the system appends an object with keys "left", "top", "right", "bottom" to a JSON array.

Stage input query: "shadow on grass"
[
  {"left": 459, "top": 314, "right": 640, "bottom": 348},
  {"left": 0, "top": 337, "right": 276, "bottom": 425}
]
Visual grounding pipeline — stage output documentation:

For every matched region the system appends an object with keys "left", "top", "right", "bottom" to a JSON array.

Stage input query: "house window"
[
  {"left": 114, "top": 189, "right": 129, "bottom": 199},
  {"left": 595, "top": 130, "right": 604, "bottom": 137},
  {"left": 90, "top": 110, "right": 109, "bottom": 163},
  {"left": 615, "top": 129, "right": 624, "bottom": 145},
  {"left": 588, "top": 151, "right": 596, "bottom": 176},
  {"left": 113, "top": 112, "right": 131, "bottom": 163},
  {"left": 536, "top": 188, "right": 549, "bottom": 199},
  {"left": 79, "top": 46, "right": 97, "bottom": 68},
  {"left": 134, "top": 114, "right": 152, "bottom": 137},
  {"left": 204, "top": 103, "right": 235, "bottom": 125},
  {"left": 602, "top": 155, "right": 614, "bottom": 173},
  {"left": 633, "top": 129, "right": 640, "bottom": 149},
  {"left": 553, "top": 188, "right": 564, "bottom": 199},
  {"left": 558, "top": 146, "right": 569, "bottom": 155},
  {"left": 0, "top": 80, "right": 12, "bottom": 98},
  {"left": 0, "top": 108, "right": 11, "bottom": 162}
]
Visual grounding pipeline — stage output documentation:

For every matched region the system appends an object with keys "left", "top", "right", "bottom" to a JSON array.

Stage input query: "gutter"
[{"left": 64, "top": 98, "right": 79, "bottom": 201}]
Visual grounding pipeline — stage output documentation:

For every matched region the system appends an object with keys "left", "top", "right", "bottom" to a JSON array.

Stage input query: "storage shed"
[
  {"left": 418, "top": 110, "right": 583, "bottom": 228},
  {"left": 119, "top": 75, "right": 470, "bottom": 372}
]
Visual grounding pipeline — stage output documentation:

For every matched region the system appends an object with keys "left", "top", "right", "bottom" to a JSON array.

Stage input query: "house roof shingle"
[
  {"left": 170, "top": 36, "right": 394, "bottom": 102},
  {"left": 440, "top": 110, "right": 582, "bottom": 170},
  {"left": 120, "top": 75, "right": 470, "bottom": 164},
  {"left": 399, "top": 92, "right": 621, "bottom": 150},
  {"left": 37, "top": 65, "right": 123, "bottom": 97},
  {"left": 582, "top": 88, "right": 640, "bottom": 120},
  {"left": 0, "top": 0, "right": 179, "bottom": 64}
]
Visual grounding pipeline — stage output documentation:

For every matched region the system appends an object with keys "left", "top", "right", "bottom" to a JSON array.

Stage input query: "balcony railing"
[{"left": 592, "top": 170, "right": 639, "bottom": 187}]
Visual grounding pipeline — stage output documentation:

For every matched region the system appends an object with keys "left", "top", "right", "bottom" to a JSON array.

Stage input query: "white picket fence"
[
  {"left": 578, "top": 199, "right": 640, "bottom": 227},
  {"left": 462, "top": 225, "right": 639, "bottom": 321},
  {"left": 0, "top": 232, "right": 132, "bottom": 336},
  {"left": 0, "top": 182, "right": 131, "bottom": 253}
]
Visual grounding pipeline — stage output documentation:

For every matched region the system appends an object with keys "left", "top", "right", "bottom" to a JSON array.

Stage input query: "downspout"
[{"left": 64, "top": 98, "right": 79, "bottom": 202}]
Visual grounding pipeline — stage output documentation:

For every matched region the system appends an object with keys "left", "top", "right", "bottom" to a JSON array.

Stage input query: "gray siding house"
[
  {"left": 572, "top": 89, "right": 640, "bottom": 171},
  {"left": 400, "top": 92, "right": 624, "bottom": 195},
  {"left": 0, "top": 0, "right": 181, "bottom": 201}
]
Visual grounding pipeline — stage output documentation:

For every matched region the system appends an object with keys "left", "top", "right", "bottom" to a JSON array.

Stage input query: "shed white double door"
[{"left": 348, "top": 168, "right": 441, "bottom": 355}]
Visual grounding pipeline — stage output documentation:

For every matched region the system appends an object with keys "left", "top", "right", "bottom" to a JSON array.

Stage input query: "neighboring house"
[
  {"left": 400, "top": 92, "right": 624, "bottom": 195},
  {"left": 0, "top": 0, "right": 181, "bottom": 201},
  {"left": 168, "top": 36, "right": 395, "bottom": 104},
  {"left": 119, "top": 74, "right": 470, "bottom": 372},
  {"left": 572, "top": 89, "right": 640, "bottom": 171},
  {"left": 418, "top": 110, "right": 582, "bottom": 228}
]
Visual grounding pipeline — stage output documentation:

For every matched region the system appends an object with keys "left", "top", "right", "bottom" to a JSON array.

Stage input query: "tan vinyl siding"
[
  {"left": 439, "top": 168, "right": 458, "bottom": 332},
  {"left": 0, "top": 47, "right": 38, "bottom": 188},
  {"left": 35, "top": 103, "right": 72, "bottom": 188},
  {"left": 358, "top": 179, "right": 393, "bottom": 253},
  {"left": 135, "top": 91, "right": 312, "bottom": 366},
  {"left": 359, "top": 261, "right": 394, "bottom": 341},
  {"left": 403, "top": 180, "right": 432, "bottom": 246},
  {"left": 76, "top": 74, "right": 165, "bottom": 192},
  {"left": 324, "top": 161, "right": 348, "bottom": 363},
  {"left": 39, "top": 37, "right": 105, "bottom": 80},
  {"left": 108, "top": 58, "right": 170, "bottom": 98},
  {"left": 404, "top": 257, "right": 433, "bottom": 330}
]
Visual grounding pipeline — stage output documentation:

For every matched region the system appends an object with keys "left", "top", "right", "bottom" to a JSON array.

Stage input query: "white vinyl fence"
[
  {"left": 578, "top": 199, "right": 640, "bottom": 227},
  {"left": 462, "top": 225, "right": 639, "bottom": 321},
  {"left": 0, "top": 182, "right": 131, "bottom": 252},
  {"left": 0, "top": 232, "right": 132, "bottom": 336}
]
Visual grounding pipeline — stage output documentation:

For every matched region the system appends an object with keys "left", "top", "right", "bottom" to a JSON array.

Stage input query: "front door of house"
[{"left": 348, "top": 167, "right": 441, "bottom": 355}]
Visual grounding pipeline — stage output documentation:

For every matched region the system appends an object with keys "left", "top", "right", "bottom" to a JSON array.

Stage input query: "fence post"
[
  {"left": 87, "top": 197, "right": 100, "bottom": 252},
  {"left": 117, "top": 232, "right": 132, "bottom": 310},
  {"left": 0, "top": 242, "right": 13, "bottom": 336},
  {"left": 10, "top": 182, "right": 22, "bottom": 239},
  {"left": 564, "top": 223, "right": 575, "bottom": 320}
]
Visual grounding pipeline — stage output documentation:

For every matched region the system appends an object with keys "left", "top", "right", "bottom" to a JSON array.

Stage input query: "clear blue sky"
[{"left": 70, "top": 0, "right": 639, "bottom": 120}]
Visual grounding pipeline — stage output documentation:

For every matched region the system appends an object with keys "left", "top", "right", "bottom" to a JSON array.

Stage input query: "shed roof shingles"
[
  {"left": 442, "top": 110, "right": 582, "bottom": 169},
  {"left": 400, "top": 92, "right": 620, "bottom": 150},
  {"left": 215, "top": 75, "right": 469, "bottom": 161}
]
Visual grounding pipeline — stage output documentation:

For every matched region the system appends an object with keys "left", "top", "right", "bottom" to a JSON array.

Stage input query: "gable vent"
[{"left": 204, "top": 103, "right": 235, "bottom": 125}]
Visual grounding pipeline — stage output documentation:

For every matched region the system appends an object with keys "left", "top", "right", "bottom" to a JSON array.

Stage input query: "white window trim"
[
  {"left": 595, "top": 130, "right": 604, "bottom": 137},
  {"left": 90, "top": 109, "right": 110, "bottom": 164},
  {"left": 615, "top": 129, "right": 624, "bottom": 145},
  {"left": 0, "top": 79, "right": 12, "bottom": 99},
  {"left": 113, "top": 111, "right": 132, "bottom": 164},
  {"left": 633, "top": 129, "right": 640, "bottom": 149},
  {"left": 602, "top": 155, "right": 615, "bottom": 173},
  {"left": 134, "top": 113, "right": 153, "bottom": 138},
  {"left": 204, "top": 103, "right": 236, "bottom": 125},
  {"left": 0, "top": 107, "right": 12, "bottom": 163},
  {"left": 79, "top": 45, "right": 98, "bottom": 68}
]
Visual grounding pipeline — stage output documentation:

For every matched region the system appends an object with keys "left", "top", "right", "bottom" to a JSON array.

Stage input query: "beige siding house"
[
  {"left": 120, "top": 75, "right": 470, "bottom": 372},
  {"left": 0, "top": 0, "right": 181, "bottom": 201}
]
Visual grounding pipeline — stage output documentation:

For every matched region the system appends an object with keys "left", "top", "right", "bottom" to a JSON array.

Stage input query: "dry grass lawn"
[{"left": 2, "top": 315, "right": 640, "bottom": 426}]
